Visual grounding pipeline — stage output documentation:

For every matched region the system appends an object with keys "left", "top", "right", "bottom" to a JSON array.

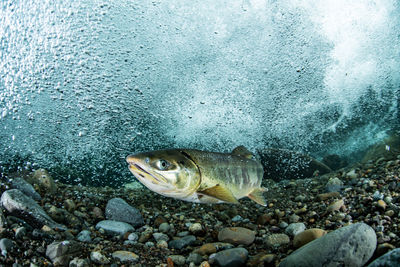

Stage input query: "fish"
[{"left": 126, "top": 146, "right": 267, "bottom": 206}]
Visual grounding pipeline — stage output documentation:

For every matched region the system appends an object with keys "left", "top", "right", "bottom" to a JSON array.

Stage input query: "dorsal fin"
[
  {"left": 197, "top": 184, "right": 239, "bottom": 204},
  {"left": 232, "top": 145, "right": 253, "bottom": 159}
]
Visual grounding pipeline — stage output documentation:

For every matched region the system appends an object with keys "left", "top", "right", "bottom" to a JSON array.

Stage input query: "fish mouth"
[{"left": 126, "top": 156, "right": 167, "bottom": 184}]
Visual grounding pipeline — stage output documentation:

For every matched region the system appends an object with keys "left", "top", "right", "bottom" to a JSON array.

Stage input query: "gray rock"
[
  {"left": 325, "top": 177, "right": 343, "bottom": 193},
  {"left": 112, "top": 250, "right": 139, "bottom": 263},
  {"left": 368, "top": 248, "right": 400, "bottom": 267},
  {"left": 95, "top": 220, "right": 134, "bottom": 236},
  {"left": 15, "top": 227, "right": 27, "bottom": 239},
  {"left": 76, "top": 230, "right": 92, "bottom": 243},
  {"left": 218, "top": 227, "right": 255, "bottom": 245},
  {"left": 186, "top": 253, "right": 203, "bottom": 264},
  {"left": 285, "top": 223, "right": 306, "bottom": 237},
  {"left": 265, "top": 234, "right": 290, "bottom": 247},
  {"left": 1, "top": 189, "right": 65, "bottom": 230},
  {"left": 90, "top": 251, "right": 110, "bottom": 264},
  {"left": 46, "top": 240, "right": 82, "bottom": 266},
  {"left": 128, "top": 232, "right": 139, "bottom": 241},
  {"left": 159, "top": 222, "right": 171, "bottom": 233},
  {"left": 69, "top": 257, "right": 90, "bottom": 267},
  {"left": 0, "top": 238, "right": 15, "bottom": 256},
  {"left": 209, "top": 247, "right": 248, "bottom": 267},
  {"left": 105, "top": 198, "right": 144, "bottom": 227},
  {"left": 153, "top": 232, "right": 169, "bottom": 242},
  {"left": 10, "top": 177, "right": 41, "bottom": 201},
  {"left": 279, "top": 223, "right": 377, "bottom": 267},
  {"left": 168, "top": 255, "right": 186, "bottom": 266},
  {"left": 169, "top": 235, "right": 196, "bottom": 250}
]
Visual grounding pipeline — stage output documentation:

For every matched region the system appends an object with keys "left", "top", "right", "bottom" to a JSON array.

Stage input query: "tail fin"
[{"left": 248, "top": 187, "right": 267, "bottom": 206}]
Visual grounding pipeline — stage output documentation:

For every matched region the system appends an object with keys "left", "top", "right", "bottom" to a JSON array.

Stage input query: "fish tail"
[{"left": 248, "top": 187, "right": 267, "bottom": 206}]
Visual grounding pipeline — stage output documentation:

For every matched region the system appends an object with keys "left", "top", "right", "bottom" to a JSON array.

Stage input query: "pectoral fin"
[
  {"left": 248, "top": 187, "right": 267, "bottom": 206},
  {"left": 198, "top": 184, "right": 239, "bottom": 204}
]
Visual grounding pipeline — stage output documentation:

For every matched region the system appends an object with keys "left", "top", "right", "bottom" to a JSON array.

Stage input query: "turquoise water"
[{"left": 0, "top": 0, "right": 399, "bottom": 186}]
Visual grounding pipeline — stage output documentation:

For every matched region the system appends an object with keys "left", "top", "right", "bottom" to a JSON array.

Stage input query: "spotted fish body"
[{"left": 126, "top": 146, "right": 267, "bottom": 206}]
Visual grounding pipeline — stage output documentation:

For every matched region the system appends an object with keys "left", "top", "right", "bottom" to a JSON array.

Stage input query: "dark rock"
[
  {"left": 209, "top": 247, "right": 248, "bottom": 267},
  {"left": 279, "top": 223, "right": 376, "bottom": 267},
  {"left": 257, "top": 148, "right": 332, "bottom": 181},
  {"left": 95, "top": 220, "right": 134, "bottom": 236},
  {"left": 186, "top": 252, "right": 203, "bottom": 264},
  {"left": 69, "top": 258, "right": 90, "bottom": 267},
  {"left": 45, "top": 240, "right": 82, "bottom": 266},
  {"left": 368, "top": 248, "right": 400, "bottom": 267},
  {"left": 0, "top": 209, "right": 6, "bottom": 228},
  {"left": 10, "top": 177, "right": 41, "bottom": 201},
  {"left": 168, "top": 235, "right": 196, "bottom": 250},
  {"left": 76, "top": 230, "right": 92, "bottom": 243},
  {"left": 0, "top": 189, "right": 65, "bottom": 230},
  {"left": 105, "top": 198, "right": 144, "bottom": 227},
  {"left": 0, "top": 238, "right": 15, "bottom": 256}
]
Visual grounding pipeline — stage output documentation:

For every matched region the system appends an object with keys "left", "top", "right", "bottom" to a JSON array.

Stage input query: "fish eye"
[{"left": 155, "top": 159, "right": 170, "bottom": 170}]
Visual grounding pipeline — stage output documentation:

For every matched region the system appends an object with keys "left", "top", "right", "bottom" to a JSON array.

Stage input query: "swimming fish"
[{"left": 126, "top": 146, "right": 267, "bottom": 206}]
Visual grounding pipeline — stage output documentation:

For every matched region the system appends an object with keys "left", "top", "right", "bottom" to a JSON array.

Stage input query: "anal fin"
[
  {"left": 198, "top": 184, "right": 239, "bottom": 204},
  {"left": 248, "top": 187, "right": 267, "bottom": 206}
]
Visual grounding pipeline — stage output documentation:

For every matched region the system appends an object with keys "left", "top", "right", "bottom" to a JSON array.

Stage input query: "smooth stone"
[
  {"left": 293, "top": 228, "right": 327, "bottom": 248},
  {"left": 317, "top": 192, "right": 340, "bottom": 201},
  {"left": 105, "top": 198, "right": 144, "bottom": 227},
  {"left": 15, "top": 227, "right": 27, "bottom": 239},
  {"left": 32, "top": 169, "right": 57, "bottom": 194},
  {"left": 325, "top": 177, "right": 343, "bottom": 192},
  {"left": 187, "top": 253, "right": 203, "bottom": 265},
  {"left": 285, "top": 223, "right": 306, "bottom": 237},
  {"left": 1, "top": 189, "right": 65, "bottom": 230},
  {"left": 189, "top": 223, "right": 203, "bottom": 234},
  {"left": 90, "top": 251, "right": 110, "bottom": 264},
  {"left": 209, "top": 248, "right": 248, "bottom": 267},
  {"left": 264, "top": 234, "right": 290, "bottom": 247},
  {"left": 10, "top": 177, "right": 41, "bottom": 201},
  {"left": 95, "top": 220, "right": 134, "bottom": 236},
  {"left": 368, "top": 248, "right": 400, "bottom": 267},
  {"left": 168, "top": 255, "right": 186, "bottom": 266},
  {"left": 112, "top": 250, "right": 139, "bottom": 263},
  {"left": 46, "top": 240, "right": 82, "bottom": 266},
  {"left": 153, "top": 232, "right": 169, "bottom": 242},
  {"left": 128, "top": 232, "right": 139, "bottom": 241},
  {"left": 326, "top": 199, "right": 345, "bottom": 213},
  {"left": 0, "top": 238, "right": 15, "bottom": 256},
  {"left": 159, "top": 222, "right": 171, "bottom": 233},
  {"left": 76, "top": 230, "right": 92, "bottom": 243},
  {"left": 279, "top": 223, "right": 377, "bottom": 267},
  {"left": 218, "top": 227, "right": 255, "bottom": 245},
  {"left": 157, "top": 240, "right": 168, "bottom": 248},
  {"left": 69, "top": 258, "right": 90, "bottom": 267},
  {"left": 169, "top": 235, "right": 196, "bottom": 250}
]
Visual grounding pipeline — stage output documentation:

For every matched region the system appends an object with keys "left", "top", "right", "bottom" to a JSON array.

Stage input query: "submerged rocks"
[
  {"left": 0, "top": 189, "right": 65, "bottom": 230},
  {"left": 293, "top": 228, "right": 327, "bottom": 248},
  {"left": 368, "top": 248, "right": 400, "bottom": 267},
  {"left": 169, "top": 235, "right": 196, "bottom": 250},
  {"left": 46, "top": 240, "right": 82, "bottom": 266},
  {"left": 280, "top": 223, "right": 377, "bottom": 267},
  {"left": 95, "top": 220, "right": 134, "bottom": 236},
  {"left": 218, "top": 227, "right": 255, "bottom": 245},
  {"left": 32, "top": 169, "right": 57, "bottom": 194},
  {"left": 105, "top": 197, "right": 144, "bottom": 227},
  {"left": 209, "top": 247, "right": 248, "bottom": 267},
  {"left": 10, "top": 177, "right": 41, "bottom": 201}
]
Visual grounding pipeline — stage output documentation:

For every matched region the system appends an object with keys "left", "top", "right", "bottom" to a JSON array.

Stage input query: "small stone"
[
  {"left": 325, "top": 177, "right": 343, "bottom": 192},
  {"left": 10, "top": 177, "right": 41, "bottom": 201},
  {"left": 385, "top": 210, "right": 394, "bottom": 217},
  {"left": 112, "top": 250, "right": 139, "bottom": 263},
  {"left": 326, "top": 199, "right": 344, "bottom": 213},
  {"left": 91, "top": 207, "right": 104, "bottom": 219},
  {"left": 209, "top": 248, "right": 248, "bottom": 267},
  {"left": 0, "top": 238, "right": 15, "bottom": 256},
  {"left": 153, "top": 232, "right": 169, "bottom": 242},
  {"left": 368, "top": 248, "right": 400, "bottom": 267},
  {"left": 264, "top": 233, "right": 290, "bottom": 247},
  {"left": 15, "top": 227, "right": 27, "bottom": 239},
  {"left": 218, "top": 227, "right": 255, "bottom": 245},
  {"left": 69, "top": 257, "right": 90, "bottom": 267},
  {"left": 189, "top": 223, "right": 203, "bottom": 235},
  {"left": 346, "top": 169, "right": 358, "bottom": 179},
  {"left": 46, "top": 240, "right": 82, "bottom": 266},
  {"left": 138, "top": 227, "right": 154, "bottom": 243},
  {"left": 384, "top": 196, "right": 393, "bottom": 204},
  {"left": 285, "top": 223, "right": 306, "bottom": 237},
  {"left": 289, "top": 214, "right": 300, "bottom": 223},
  {"left": 279, "top": 222, "right": 289, "bottom": 229},
  {"left": 168, "top": 235, "right": 196, "bottom": 250},
  {"left": 295, "top": 207, "right": 307, "bottom": 214},
  {"left": 375, "top": 243, "right": 396, "bottom": 257},
  {"left": 231, "top": 215, "right": 243, "bottom": 222},
  {"left": 76, "top": 230, "right": 92, "bottom": 243},
  {"left": 317, "top": 192, "right": 340, "bottom": 201},
  {"left": 159, "top": 222, "right": 171, "bottom": 233},
  {"left": 373, "top": 191, "right": 384, "bottom": 200},
  {"left": 105, "top": 198, "right": 144, "bottom": 227},
  {"left": 247, "top": 253, "right": 275, "bottom": 267},
  {"left": 186, "top": 253, "right": 203, "bottom": 265},
  {"left": 168, "top": 255, "right": 186, "bottom": 266},
  {"left": 377, "top": 200, "right": 387, "bottom": 210},
  {"left": 90, "top": 251, "right": 110, "bottom": 264},
  {"left": 293, "top": 228, "right": 327, "bottom": 248},
  {"left": 64, "top": 199, "right": 76, "bottom": 212},
  {"left": 257, "top": 214, "right": 272, "bottom": 225},
  {"left": 195, "top": 243, "right": 217, "bottom": 255},
  {"left": 32, "top": 169, "right": 57, "bottom": 194},
  {"left": 128, "top": 232, "right": 139, "bottom": 241},
  {"left": 145, "top": 241, "right": 155, "bottom": 248},
  {"left": 156, "top": 240, "right": 168, "bottom": 248},
  {"left": 95, "top": 220, "right": 134, "bottom": 236}
]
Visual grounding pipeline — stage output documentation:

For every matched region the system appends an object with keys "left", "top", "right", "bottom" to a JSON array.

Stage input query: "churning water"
[{"left": 1, "top": 0, "right": 399, "bottom": 186}]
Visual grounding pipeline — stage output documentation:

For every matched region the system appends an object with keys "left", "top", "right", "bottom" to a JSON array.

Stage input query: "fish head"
[{"left": 126, "top": 150, "right": 201, "bottom": 199}]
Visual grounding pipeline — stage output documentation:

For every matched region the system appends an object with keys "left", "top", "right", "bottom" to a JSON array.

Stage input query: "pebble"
[
  {"left": 76, "top": 230, "right": 92, "bottom": 243},
  {"left": 69, "top": 258, "right": 90, "bottom": 267},
  {"left": 90, "top": 251, "right": 110, "bottom": 264},
  {"left": 15, "top": 226, "right": 27, "bottom": 239},
  {"left": 247, "top": 253, "right": 275, "bottom": 266},
  {"left": 218, "top": 227, "right": 255, "bottom": 245},
  {"left": 128, "top": 232, "right": 139, "bottom": 241},
  {"left": 317, "top": 192, "right": 340, "bottom": 201},
  {"left": 280, "top": 223, "right": 377, "bottom": 267},
  {"left": 10, "top": 177, "right": 41, "bottom": 201},
  {"left": 169, "top": 235, "right": 196, "bottom": 250},
  {"left": 285, "top": 223, "right": 306, "bottom": 237},
  {"left": 32, "top": 169, "right": 57, "bottom": 194},
  {"left": 289, "top": 214, "right": 300, "bottom": 223},
  {"left": 187, "top": 253, "right": 203, "bottom": 265},
  {"left": 377, "top": 200, "right": 387, "bottom": 210},
  {"left": 168, "top": 255, "right": 186, "bottom": 266},
  {"left": 189, "top": 222, "right": 203, "bottom": 235},
  {"left": 373, "top": 191, "right": 384, "bottom": 200},
  {"left": 1, "top": 189, "right": 65, "bottom": 230},
  {"left": 209, "top": 248, "right": 248, "bottom": 267},
  {"left": 325, "top": 177, "right": 343, "bottom": 192},
  {"left": 231, "top": 215, "right": 243, "bottom": 222},
  {"left": 368, "top": 247, "right": 400, "bottom": 267},
  {"left": 326, "top": 199, "right": 344, "bottom": 213},
  {"left": 293, "top": 228, "right": 327, "bottom": 248},
  {"left": 153, "top": 232, "right": 169, "bottom": 242},
  {"left": 145, "top": 241, "right": 155, "bottom": 248},
  {"left": 64, "top": 199, "right": 76, "bottom": 212},
  {"left": 265, "top": 233, "right": 290, "bottom": 248},
  {"left": 157, "top": 240, "right": 168, "bottom": 248},
  {"left": 0, "top": 238, "right": 15, "bottom": 256},
  {"left": 159, "top": 222, "right": 171, "bottom": 233},
  {"left": 95, "top": 220, "right": 134, "bottom": 236},
  {"left": 105, "top": 198, "right": 144, "bottom": 227},
  {"left": 112, "top": 250, "right": 139, "bottom": 263},
  {"left": 346, "top": 169, "right": 358, "bottom": 179},
  {"left": 139, "top": 227, "right": 154, "bottom": 243},
  {"left": 46, "top": 240, "right": 82, "bottom": 266}
]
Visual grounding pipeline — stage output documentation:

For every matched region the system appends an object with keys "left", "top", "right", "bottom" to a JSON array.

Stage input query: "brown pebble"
[
  {"left": 293, "top": 228, "right": 327, "bottom": 248},
  {"left": 199, "top": 261, "right": 210, "bottom": 267},
  {"left": 376, "top": 243, "right": 396, "bottom": 257},
  {"left": 385, "top": 210, "right": 395, "bottom": 217},
  {"left": 195, "top": 243, "right": 217, "bottom": 255},
  {"left": 247, "top": 253, "right": 275, "bottom": 267},
  {"left": 326, "top": 199, "right": 344, "bottom": 213},
  {"left": 218, "top": 227, "right": 255, "bottom": 245},
  {"left": 295, "top": 207, "right": 307, "bottom": 214},
  {"left": 257, "top": 214, "right": 272, "bottom": 225},
  {"left": 317, "top": 192, "right": 340, "bottom": 201},
  {"left": 377, "top": 200, "right": 387, "bottom": 210}
]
